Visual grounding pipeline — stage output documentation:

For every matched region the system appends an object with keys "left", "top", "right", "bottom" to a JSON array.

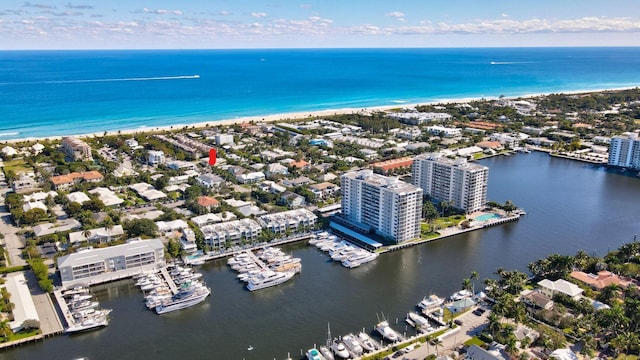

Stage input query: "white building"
[
  {"left": 341, "top": 170, "right": 422, "bottom": 243},
  {"left": 89, "top": 187, "right": 124, "bottom": 207},
  {"left": 608, "top": 133, "right": 640, "bottom": 170},
  {"left": 215, "top": 134, "right": 235, "bottom": 146},
  {"left": 147, "top": 150, "right": 166, "bottom": 166},
  {"left": 57, "top": 239, "right": 165, "bottom": 288},
  {"left": 425, "top": 126, "right": 462, "bottom": 138},
  {"left": 258, "top": 209, "right": 317, "bottom": 235},
  {"left": 412, "top": 153, "right": 488, "bottom": 214},
  {"left": 199, "top": 219, "right": 262, "bottom": 249}
]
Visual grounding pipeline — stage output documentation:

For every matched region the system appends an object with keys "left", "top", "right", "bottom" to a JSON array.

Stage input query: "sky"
[{"left": 2, "top": 0, "right": 640, "bottom": 49}]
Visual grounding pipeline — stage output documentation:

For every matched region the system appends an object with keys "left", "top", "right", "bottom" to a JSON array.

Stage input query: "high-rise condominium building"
[
  {"left": 412, "top": 153, "right": 489, "bottom": 214},
  {"left": 608, "top": 133, "right": 640, "bottom": 170},
  {"left": 341, "top": 170, "right": 422, "bottom": 243}
]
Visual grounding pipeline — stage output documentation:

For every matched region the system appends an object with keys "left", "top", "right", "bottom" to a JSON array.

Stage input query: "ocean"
[{"left": 1, "top": 47, "right": 640, "bottom": 140}]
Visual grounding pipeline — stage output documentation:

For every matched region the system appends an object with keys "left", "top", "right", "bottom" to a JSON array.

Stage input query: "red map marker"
[{"left": 208, "top": 148, "right": 217, "bottom": 166}]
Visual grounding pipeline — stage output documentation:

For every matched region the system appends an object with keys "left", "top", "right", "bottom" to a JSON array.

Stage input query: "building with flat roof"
[
  {"left": 341, "top": 169, "right": 422, "bottom": 243},
  {"left": 199, "top": 219, "right": 262, "bottom": 249},
  {"left": 257, "top": 208, "right": 317, "bottom": 235},
  {"left": 61, "top": 136, "right": 92, "bottom": 161},
  {"left": 608, "top": 133, "right": 640, "bottom": 170},
  {"left": 57, "top": 239, "right": 165, "bottom": 288},
  {"left": 412, "top": 153, "right": 488, "bottom": 214},
  {"left": 147, "top": 150, "right": 166, "bottom": 166},
  {"left": 2, "top": 273, "right": 40, "bottom": 332}
]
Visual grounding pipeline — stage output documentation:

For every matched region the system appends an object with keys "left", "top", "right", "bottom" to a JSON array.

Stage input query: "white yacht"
[
  {"left": 319, "top": 345, "right": 334, "bottom": 360},
  {"left": 246, "top": 271, "right": 295, "bottom": 291},
  {"left": 357, "top": 332, "right": 378, "bottom": 352},
  {"left": 375, "top": 321, "right": 398, "bottom": 342},
  {"left": 64, "top": 314, "right": 108, "bottom": 334},
  {"left": 342, "top": 333, "right": 363, "bottom": 356},
  {"left": 155, "top": 286, "right": 211, "bottom": 314},
  {"left": 450, "top": 289, "right": 473, "bottom": 301},
  {"left": 406, "top": 312, "right": 431, "bottom": 329},
  {"left": 342, "top": 252, "right": 378, "bottom": 268},
  {"left": 330, "top": 339, "right": 350, "bottom": 359},
  {"left": 418, "top": 294, "right": 445, "bottom": 311}
]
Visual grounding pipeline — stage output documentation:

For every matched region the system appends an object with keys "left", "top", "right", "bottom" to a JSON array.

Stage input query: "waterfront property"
[
  {"left": 61, "top": 137, "right": 92, "bottom": 161},
  {"left": 608, "top": 133, "right": 640, "bottom": 170},
  {"left": 412, "top": 153, "right": 489, "bottom": 214},
  {"left": 199, "top": 219, "right": 262, "bottom": 249},
  {"left": 1, "top": 273, "right": 40, "bottom": 332},
  {"left": 341, "top": 169, "right": 422, "bottom": 243},
  {"left": 257, "top": 208, "right": 317, "bottom": 235},
  {"left": 57, "top": 239, "right": 166, "bottom": 288}
]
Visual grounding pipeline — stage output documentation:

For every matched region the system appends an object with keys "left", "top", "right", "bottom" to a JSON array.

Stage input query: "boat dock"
[
  {"left": 52, "top": 289, "right": 73, "bottom": 328},
  {"left": 159, "top": 267, "right": 179, "bottom": 294},
  {"left": 244, "top": 250, "right": 269, "bottom": 272}
]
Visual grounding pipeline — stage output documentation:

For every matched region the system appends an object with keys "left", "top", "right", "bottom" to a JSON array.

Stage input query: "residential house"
[
  {"left": 258, "top": 180, "right": 287, "bottom": 194},
  {"left": 283, "top": 176, "right": 313, "bottom": 187},
  {"left": 197, "top": 174, "right": 224, "bottom": 189},
  {"left": 521, "top": 290, "right": 554, "bottom": 310},
  {"left": 68, "top": 225, "right": 125, "bottom": 244},
  {"left": 12, "top": 175, "right": 38, "bottom": 193},
  {"left": 279, "top": 191, "right": 306, "bottom": 208},
  {"left": 309, "top": 182, "right": 340, "bottom": 200},
  {"left": 289, "top": 159, "right": 311, "bottom": 171},
  {"left": 147, "top": 150, "right": 166, "bottom": 166},
  {"left": 236, "top": 171, "right": 265, "bottom": 184},
  {"left": 265, "top": 163, "right": 289, "bottom": 178},
  {"left": 197, "top": 196, "right": 220, "bottom": 210},
  {"left": 538, "top": 278, "right": 583, "bottom": 300},
  {"left": 570, "top": 270, "right": 639, "bottom": 291}
]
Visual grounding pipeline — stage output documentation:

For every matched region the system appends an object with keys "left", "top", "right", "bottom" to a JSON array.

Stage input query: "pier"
[{"left": 159, "top": 267, "right": 179, "bottom": 295}]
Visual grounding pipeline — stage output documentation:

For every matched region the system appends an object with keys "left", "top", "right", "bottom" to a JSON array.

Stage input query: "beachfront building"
[
  {"left": 57, "top": 239, "right": 165, "bottom": 288},
  {"left": 199, "top": 219, "right": 262, "bottom": 249},
  {"left": 257, "top": 208, "right": 318, "bottom": 235},
  {"left": 412, "top": 153, "right": 488, "bottom": 214},
  {"left": 340, "top": 170, "right": 422, "bottom": 243},
  {"left": 387, "top": 111, "right": 452, "bottom": 125},
  {"left": 61, "top": 137, "right": 92, "bottom": 161},
  {"left": 608, "top": 133, "right": 640, "bottom": 170},
  {"left": 147, "top": 150, "right": 166, "bottom": 166}
]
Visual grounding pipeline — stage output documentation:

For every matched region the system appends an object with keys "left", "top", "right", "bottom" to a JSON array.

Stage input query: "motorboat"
[
  {"left": 155, "top": 286, "right": 211, "bottom": 314},
  {"left": 375, "top": 321, "right": 398, "bottom": 342},
  {"left": 330, "top": 339, "right": 350, "bottom": 359},
  {"left": 450, "top": 289, "right": 473, "bottom": 301},
  {"left": 342, "top": 252, "right": 378, "bottom": 268},
  {"left": 418, "top": 294, "right": 445, "bottom": 311},
  {"left": 64, "top": 314, "right": 108, "bottom": 334},
  {"left": 342, "top": 333, "right": 363, "bottom": 356},
  {"left": 246, "top": 271, "right": 295, "bottom": 291},
  {"left": 357, "top": 332, "right": 378, "bottom": 352},
  {"left": 319, "top": 345, "right": 334, "bottom": 360},
  {"left": 406, "top": 312, "right": 431, "bottom": 330},
  {"left": 306, "top": 348, "right": 323, "bottom": 360}
]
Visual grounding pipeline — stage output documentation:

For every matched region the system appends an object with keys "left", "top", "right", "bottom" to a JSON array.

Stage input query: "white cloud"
[
  {"left": 142, "top": 8, "right": 183, "bottom": 16},
  {"left": 385, "top": 11, "right": 405, "bottom": 22},
  {"left": 251, "top": 12, "right": 268, "bottom": 18},
  {"left": 501, "top": 13, "right": 509, "bottom": 18}
]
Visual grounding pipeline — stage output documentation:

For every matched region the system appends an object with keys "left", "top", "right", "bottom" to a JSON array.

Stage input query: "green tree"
[
  {"left": 125, "top": 218, "right": 158, "bottom": 238},
  {"left": 0, "top": 319, "right": 12, "bottom": 341}
]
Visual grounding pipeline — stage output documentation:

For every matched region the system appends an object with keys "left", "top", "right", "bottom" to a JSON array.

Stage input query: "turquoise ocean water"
[{"left": 1, "top": 47, "right": 640, "bottom": 140}]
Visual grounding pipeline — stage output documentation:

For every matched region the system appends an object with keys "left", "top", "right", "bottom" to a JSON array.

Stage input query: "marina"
[{"left": 228, "top": 247, "right": 302, "bottom": 291}]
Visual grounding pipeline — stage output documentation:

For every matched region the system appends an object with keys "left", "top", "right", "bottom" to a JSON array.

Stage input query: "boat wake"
[
  {"left": 0, "top": 132, "right": 19, "bottom": 137},
  {"left": 391, "top": 100, "right": 408, "bottom": 103},
  {"left": 0, "top": 75, "right": 200, "bottom": 85},
  {"left": 490, "top": 61, "right": 532, "bottom": 65}
]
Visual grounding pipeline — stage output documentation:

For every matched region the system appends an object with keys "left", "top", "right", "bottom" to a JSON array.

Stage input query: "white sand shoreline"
[{"left": 3, "top": 86, "right": 638, "bottom": 144}]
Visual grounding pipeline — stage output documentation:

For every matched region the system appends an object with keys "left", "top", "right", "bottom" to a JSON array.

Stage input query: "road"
[
  {"left": 402, "top": 308, "right": 489, "bottom": 360},
  {"left": 0, "top": 200, "right": 27, "bottom": 267}
]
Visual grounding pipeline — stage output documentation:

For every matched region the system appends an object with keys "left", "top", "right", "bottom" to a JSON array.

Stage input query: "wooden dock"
[{"left": 159, "top": 267, "right": 179, "bottom": 294}]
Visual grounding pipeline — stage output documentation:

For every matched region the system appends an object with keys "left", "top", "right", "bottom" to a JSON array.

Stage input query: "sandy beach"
[{"left": 4, "top": 86, "right": 638, "bottom": 145}]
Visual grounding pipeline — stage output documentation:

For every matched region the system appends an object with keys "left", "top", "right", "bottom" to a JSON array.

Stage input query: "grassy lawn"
[
  {"left": 464, "top": 336, "right": 486, "bottom": 347},
  {"left": 2, "top": 159, "right": 32, "bottom": 174},
  {"left": 6, "top": 329, "right": 41, "bottom": 342},
  {"left": 434, "top": 215, "right": 466, "bottom": 229}
]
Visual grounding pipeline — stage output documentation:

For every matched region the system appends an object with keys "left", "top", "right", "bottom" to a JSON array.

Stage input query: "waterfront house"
[
  {"left": 199, "top": 219, "right": 261, "bottom": 249},
  {"left": 570, "top": 270, "right": 639, "bottom": 291},
  {"left": 258, "top": 208, "right": 317, "bottom": 235},
  {"left": 538, "top": 279, "right": 583, "bottom": 300},
  {"left": 521, "top": 290, "right": 554, "bottom": 310},
  {"left": 447, "top": 297, "right": 475, "bottom": 313}
]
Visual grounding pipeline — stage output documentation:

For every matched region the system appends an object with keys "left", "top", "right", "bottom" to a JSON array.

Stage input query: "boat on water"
[
  {"left": 450, "top": 289, "right": 473, "bottom": 301},
  {"left": 418, "top": 294, "right": 445, "bottom": 311},
  {"left": 62, "top": 286, "right": 90, "bottom": 297},
  {"left": 342, "top": 333, "right": 363, "bottom": 356},
  {"left": 155, "top": 286, "right": 211, "bottom": 314},
  {"left": 246, "top": 270, "right": 295, "bottom": 291},
  {"left": 375, "top": 321, "right": 398, "bottom": 342},
  {"left": 356, "top": 332, "right": 378, "bottom": 352},
  {"left": 330, "top": 339, "right": 350, "bottom": 359},
  {"left": 341, "top": 252, "right": 378, "bottom": 268},
  {"left": 319, "top": 345, "right": 334, "bottom": 360},
  {"left": 306, "top": 348, "right": 323, "bottom": 360},
  {"left": 406, "top": 312, "right": 431, "bottom": 330},
  {"left": 64, "top": 314, "right": 108, "bottom": 334}
]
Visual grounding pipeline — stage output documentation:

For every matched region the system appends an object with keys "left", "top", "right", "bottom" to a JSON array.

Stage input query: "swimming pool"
[{"left": 474, "top": 213, "right": 501, "bottom": 221}]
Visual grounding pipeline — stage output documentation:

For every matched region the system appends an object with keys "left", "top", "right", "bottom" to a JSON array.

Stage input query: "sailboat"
[{"left": 319, "top": 323, "right": 335, "bottom": 360}]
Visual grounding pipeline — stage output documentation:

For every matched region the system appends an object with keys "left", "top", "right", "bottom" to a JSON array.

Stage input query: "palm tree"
[
  {"left": 82, "top": 228, "right": 92, "bottom": 245},
  {"left": 429, "top": 337, "right": 443, "bottom": 355},
  {"left": 462, "top": 278, "right": 472, "bottom": 291},
  {"left": 0, "top": 319, "right": 12, "bottom": 341},
  {"left": 470, "top": 271, "right": 480, "bottom": 295},
  {"left": 103, "top": 217, "right": 114, "bottom": 243},
  {"left": 487, "top": 312, "right": 501, "bottom": 336},
  {"left": 598, "top": 283, "right": 621, "bottom": 304}
]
